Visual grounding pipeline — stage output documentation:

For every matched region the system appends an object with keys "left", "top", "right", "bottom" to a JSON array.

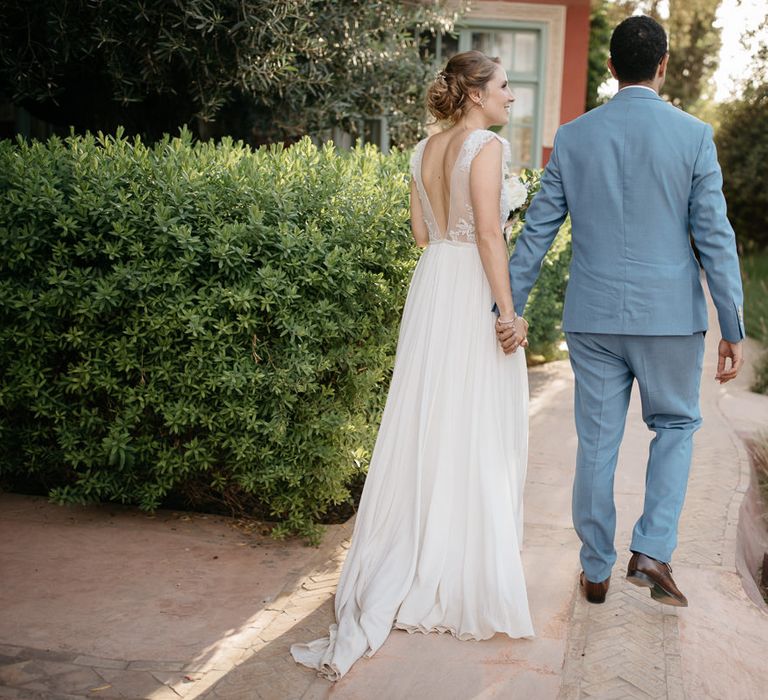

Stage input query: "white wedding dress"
[{"left": 290, "top": 129, "right": 533, "bottom": 681}]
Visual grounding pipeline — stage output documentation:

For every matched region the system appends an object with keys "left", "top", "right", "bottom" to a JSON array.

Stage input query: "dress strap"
[
  {"left": 457, "top": 130, "right": 511, "bottom": 173},
  {"left": 499, "top": 138, "right": 512, "bottom": 174},
  {"left": 410, "top": 137, "right": 429, "bottom": 179}
]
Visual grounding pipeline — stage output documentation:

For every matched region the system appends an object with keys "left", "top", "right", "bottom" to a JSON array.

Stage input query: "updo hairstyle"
[{"left": 426, "top": 50, "right": 501, "bottom": 124}]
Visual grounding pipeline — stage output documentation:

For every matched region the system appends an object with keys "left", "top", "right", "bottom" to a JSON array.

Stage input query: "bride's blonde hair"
[{"left": 426, "top": 51, "right": 501, "bottom": 124}]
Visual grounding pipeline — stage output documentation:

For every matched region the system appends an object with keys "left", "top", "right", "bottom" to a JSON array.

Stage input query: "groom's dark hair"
[{"left": 610, "top": 15, "right": 668, "bottom": 83}]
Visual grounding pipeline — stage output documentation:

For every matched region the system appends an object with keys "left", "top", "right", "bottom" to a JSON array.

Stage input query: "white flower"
[{"left": 507, "top": 177, "right": 528, "bottom": 212}]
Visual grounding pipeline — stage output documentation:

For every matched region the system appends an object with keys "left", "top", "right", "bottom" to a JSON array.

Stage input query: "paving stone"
[
  {"left": 617, "top": 627, "right": 663, "bottom": 650},
  {"left": 196, "top": 648, "right": 251, "bottom": 672},
  {"left": 250, "top": 671, "right": 314, "bottom": 700},
  {"left": 8, "top": 679, "right": 61, "bottom": 697},
  {"left": 85, "top": 679, "right": 118, "bottom": 696},
  {"left": 126, "top": 659, "right": 186, "bottom": 672},
  {"left": 582, "top": 634, "right": 627, "bottom": 653},
  {"left": 150, "top": 669, "right": 192, "bottom": 686},
  {"left": 665, "top": 677, "right": 686, "bottom": 700},
  {"left": 582, "top": 646, "right": 626, "bottom": 665},
  {"left": 203, "top": 660, "right": 274, "bottom": 681},
  {"left": 144, "top": 687, "right": 184, "bottom": 700},
  {"left": 204, "top": 673, "right": 262, "bottom": 696},
  {"left": 300, "top": 579, "right": 338, "bottom": 592},
  {"left": 15, "top": 649, "right": 78, "bottom": 664},
  {"left": 283, "top": 599, "right": 331, "bottom": 618},
  {"left": 184, "top": 668, "right": 228, "bottom": 694},
  {"left": 300, "top": 681, "right": 331, "bottom": 700},
  {"left": 90, "top": 668, "right": 171, "bottom": 698},
  {"left": 0, "top": 688, "right": 48, "bottom": 700},
  {"left": 257, "top": 618, "right": 296, "bottom": 644},
  {"left": 205, "top": 689, "right": 254, "bottom": 700},
  {"left": 36, "top": 666, "right": 104, "bottom": 695},
  {"left": 618, "top": 668, "right": 666, "bottom": 697},
  {"left": 72, "top": 655, "right": 127, "bottom": 670},
  {"left": 292, "top": 587, "right": 335, "bottom": 600},
  {"left": 581, "top": 677, "right": 637, "bottom": 697},
  {"left": 0, "top": 659, "right": 21, "bottom": 671},
  {"left": 0, "top": 661, "right": 45, "bottom": 687}
]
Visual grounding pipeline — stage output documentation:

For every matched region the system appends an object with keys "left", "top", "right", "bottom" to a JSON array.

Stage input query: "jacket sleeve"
[
  {"left": 688, "top": 123, "right": 745, "bottom": 343},
  {"left": 507, "top": 130, "right": 569, "bottom": 317}
]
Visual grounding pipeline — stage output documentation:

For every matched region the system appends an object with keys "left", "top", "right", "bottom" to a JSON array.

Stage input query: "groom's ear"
[
  {"left": 607, "top": 58, "right": 618, "bottom": 81},
  {"left": 658, "top": 52, "right": 670, "bottom": 80}
]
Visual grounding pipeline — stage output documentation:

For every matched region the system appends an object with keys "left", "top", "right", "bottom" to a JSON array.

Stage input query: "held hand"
[
  {"left": 495, "top": 315, "right": 529, "bottom": 354},
  {"left": 715, "top": 339, "right": 744, "bottom": 384}
]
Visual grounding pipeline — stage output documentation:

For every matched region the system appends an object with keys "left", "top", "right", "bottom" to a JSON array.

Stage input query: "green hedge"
[
  {"left": 510, "top": 168, "right": 571, "bottom": 362},
  {"left": 716, "top": 86, "right": 768, "bottom": 251},
  {"left": 0, "top": 130, "right": 420, "bottom": 540},
  {"left": 741, "top": 250, "right": 768, "bottom": 395},
  {"left": 0, "top": 130, "right": 570, "bottom": 539}
]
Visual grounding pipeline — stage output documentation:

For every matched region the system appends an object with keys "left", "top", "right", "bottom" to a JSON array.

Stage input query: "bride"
[{"left": 291, "top": 50, "right": 534, "bottom": 681}]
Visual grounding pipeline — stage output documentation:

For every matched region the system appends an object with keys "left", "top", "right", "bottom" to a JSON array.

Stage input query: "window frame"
[{"left": 440, "top": 19, "right": 548, "bottom": 170}]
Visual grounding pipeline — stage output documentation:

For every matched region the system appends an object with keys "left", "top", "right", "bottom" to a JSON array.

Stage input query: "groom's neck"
[
  {"left": 617, "top": 77, "right": 663, "bottom": 94},
  {"left": 619, "top": 80, "right": 660, "bottom": 93}
]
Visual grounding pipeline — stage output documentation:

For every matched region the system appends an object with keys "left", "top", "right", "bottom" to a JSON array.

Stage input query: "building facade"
[{"left": 437, "top": 0, "right": 591, "bottom": 170}]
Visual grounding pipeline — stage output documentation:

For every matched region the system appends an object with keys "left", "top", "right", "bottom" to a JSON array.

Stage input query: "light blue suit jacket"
[{"left": 508, "top": 86, "right": 745, "bottom": 342}]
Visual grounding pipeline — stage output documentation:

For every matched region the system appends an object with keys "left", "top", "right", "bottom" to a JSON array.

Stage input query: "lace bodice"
[{"left": 410, "top": 129, "right": 512, "bottom": 245}]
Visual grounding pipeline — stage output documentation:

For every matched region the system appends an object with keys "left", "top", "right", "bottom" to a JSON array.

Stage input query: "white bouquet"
[{"left": 507, "top": 177, "right": 528, "bottom": 213}]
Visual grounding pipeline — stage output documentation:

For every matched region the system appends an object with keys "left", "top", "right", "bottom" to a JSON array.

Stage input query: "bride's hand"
[{"left": 495, "top": 315, "right": 528, "bottom": 354}]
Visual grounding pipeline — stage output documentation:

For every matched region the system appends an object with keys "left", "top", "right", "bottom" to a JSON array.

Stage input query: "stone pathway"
[
  {"left": 0, "top": 645, "right": 188, "bottom": 699},
  {"left": 0, "top": 493, "right": 354, "bottom": 700},
  {"left": 559, "top": 555, "right": 685, "bottom": 700},
  {"left": 2, "top": 293, "right": 768, "bottom": 700}
]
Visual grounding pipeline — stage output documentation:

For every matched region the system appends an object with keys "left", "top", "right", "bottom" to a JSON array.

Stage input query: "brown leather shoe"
[
  {"left": 626, "top": 552, "right": 688, "bottom": 607},
  {"left": 580, "top": 571, "right": 610, "bottom": 604}
]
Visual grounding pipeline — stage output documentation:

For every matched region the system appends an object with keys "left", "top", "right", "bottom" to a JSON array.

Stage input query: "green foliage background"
[
  {"left": 0, "top": 131, "right": 420, "bottom": 540},
  {"left": 508, "top": 168, "right": 571, "bottom": 361},
  {"left": 741, "top": 251, "right": 768, "bottom": 395},
  {"left": 0, "top": 132, "right": 570, "bottom": 538},
  {"left": 586, "top": 0, "right": 723, "bottom": 116},
  {"left": 716, "top": 86, "right": 768, "bottom": 253},
  {"left": 0, "top": 0, "right": 462, "bottom": 147}
]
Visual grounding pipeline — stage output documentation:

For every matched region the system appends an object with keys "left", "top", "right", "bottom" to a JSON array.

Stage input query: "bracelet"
[{"left": 497, "top": 313, "right": 518, "bottom": 326}]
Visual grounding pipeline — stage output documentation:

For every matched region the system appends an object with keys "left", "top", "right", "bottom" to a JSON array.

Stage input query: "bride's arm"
[
  {"left": 470, "top": 139, "right": 515, "bottom": 320},
  {"left": 409, "top": 179, "right": 429, "bottom": 248}
]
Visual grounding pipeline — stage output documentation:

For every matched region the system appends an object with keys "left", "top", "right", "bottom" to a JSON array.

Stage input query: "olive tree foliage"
[
  {"left": 587, "top": 0, "right": 666, "bottom": 110},
  {"left": 662, "top": 0, "right": 722, "bottom": 112},
  {"left": 716, "top": 17, "right": 768, "bottom": 251},
  {"left": 717, "top": 88, "right": 768, "bottom": 250},
  {"left": 0, "top": 0, "right": 463, "bottom": 147},
  {"left": 591, "top": 1, "right": 721, "bottom": 115},
  {"left": 586, "top": 0, "right": 613, "bottom": 110}
]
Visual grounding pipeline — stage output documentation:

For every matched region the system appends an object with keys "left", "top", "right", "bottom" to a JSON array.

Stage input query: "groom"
[{"left": 497, "top": 16, "right": 744, "bottom": 606}]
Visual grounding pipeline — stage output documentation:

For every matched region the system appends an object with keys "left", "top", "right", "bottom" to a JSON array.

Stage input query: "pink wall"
[{"left": 520, "top": 0, "right": 591, "bottom": 165}]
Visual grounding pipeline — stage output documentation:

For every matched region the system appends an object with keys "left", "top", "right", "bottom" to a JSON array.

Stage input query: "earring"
[{"left": 478, "top": 98, "right": 485, "bottom": 109}]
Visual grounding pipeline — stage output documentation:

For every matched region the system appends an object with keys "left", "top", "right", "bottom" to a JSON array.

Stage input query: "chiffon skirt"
[{"left": 290, "top": 240, "right": 533, "bottom": 681}]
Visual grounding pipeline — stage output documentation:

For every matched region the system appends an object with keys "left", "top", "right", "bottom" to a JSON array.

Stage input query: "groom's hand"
[
  {"left": 715, "top": 339, "right": 744, "bottom": 384},
  {"left": 496, "top": 316, "right": 529, "bottom": 354}
]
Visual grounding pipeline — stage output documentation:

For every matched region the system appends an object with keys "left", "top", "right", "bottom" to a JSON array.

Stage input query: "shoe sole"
[{"left": 626, "top": 570, "right": 688, "bottom": 607}]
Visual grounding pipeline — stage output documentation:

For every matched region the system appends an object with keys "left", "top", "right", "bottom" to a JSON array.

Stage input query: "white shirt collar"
[{"left": 619, "top": 85, "right": 658, "bottom": 94}]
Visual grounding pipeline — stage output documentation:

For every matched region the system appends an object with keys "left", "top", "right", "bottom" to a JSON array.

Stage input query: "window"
[{"left": 434, "top": 22, "right": 546, "bottom": 171}]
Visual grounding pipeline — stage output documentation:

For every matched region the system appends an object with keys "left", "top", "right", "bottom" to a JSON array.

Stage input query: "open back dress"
[{"left": 290, "top": 129, "right": 533, "bottom": 681}]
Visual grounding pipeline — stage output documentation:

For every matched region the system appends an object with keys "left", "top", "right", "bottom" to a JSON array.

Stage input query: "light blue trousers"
[{"left": 565, "top": 332, "right": 705, "bottom": 583}]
